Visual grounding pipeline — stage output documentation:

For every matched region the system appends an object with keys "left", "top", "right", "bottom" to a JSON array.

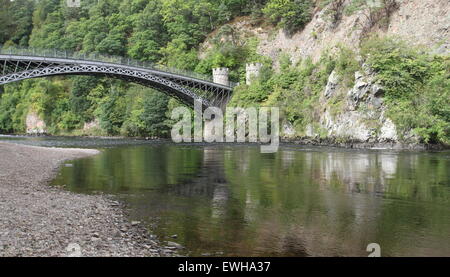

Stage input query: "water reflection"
[{"left": 44, "top": 142, "right": 450, "bottom": 257}]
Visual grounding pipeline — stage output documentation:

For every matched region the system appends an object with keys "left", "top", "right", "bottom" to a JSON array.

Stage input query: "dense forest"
[
  {"left": 0, "top": 0, "right": 448, "bottom": 145},
  {"left": 0, "top": 0, "right": 270, "bottom": 136}
]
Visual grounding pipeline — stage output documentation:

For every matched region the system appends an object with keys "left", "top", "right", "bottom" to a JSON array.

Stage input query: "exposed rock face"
[
  {"left": 261, "top": 0, "right": 449, "bottom": 66},
  {"left": 319, "top": 69, "right": 399, "bottom": 143},
  {"left": 322, "top": 110, "right": 371, "bottom": 142},
  {"left": 347, "top": 69, "right": 384, "bottom": 111},
  {"left": 83, "top": 119, "right": 100, "bottom": 132},
  {"left": 324, "top": 71, "right": 339, "bottom": 99},
  {"left": 202, "top": 0, "right": 449, "bottom": 68},
  {"left": 26, "top": 111, "right": 47, "bottom": 135},
  {"left": 285, "top": 68, "right": 409, "bottom": 144},
  {"left": 379, "top": 118, "right": 398, "bottom": 141},
  {"left": 387, "top": 0, "right": 449, "bottom": 53},
  {"left": 283, "top": 122, "right": 296, "bottom": 138}
]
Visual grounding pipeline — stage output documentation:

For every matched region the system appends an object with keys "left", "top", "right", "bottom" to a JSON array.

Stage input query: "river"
[{"left": 1, "top": 135, "right": 449, "bottom": 257}]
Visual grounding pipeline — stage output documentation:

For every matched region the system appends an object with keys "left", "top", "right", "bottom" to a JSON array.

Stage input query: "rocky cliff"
[
  {"left": 283, "top": 66, "right": 425, "bottom": 149},
  {"left": 25, "top": 111, "right": 47, "bottom": 135},
  {"left": 257, "top": 0, "right": 448, "bottom": 66},
  {"left": 203, "top": 0, "right": 449, "bottom": 148}
]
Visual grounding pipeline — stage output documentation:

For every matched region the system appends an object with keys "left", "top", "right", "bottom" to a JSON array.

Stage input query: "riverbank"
[
  {"left": 3, "top": 133, "right": 448, "bottom": 151},
  {"left": 0, "top": 142, "right": 177, "bottom": 257},
  {"left": 283, "top": 137, "right": 449, "bottom": 151}
]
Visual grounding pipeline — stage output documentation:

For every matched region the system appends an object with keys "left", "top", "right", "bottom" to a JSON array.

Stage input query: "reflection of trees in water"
[
  {"left": 163, "top": 148, "right": 228, "bottom": 194},
  {"left": 62, "top": 145, "right": 449, "bottom": 256},
  {"left": 159, "top": 147, "right": 231, "bottom": 220},
  {"left": 219, "top": 148, "right": 450, "bottom": 256}
]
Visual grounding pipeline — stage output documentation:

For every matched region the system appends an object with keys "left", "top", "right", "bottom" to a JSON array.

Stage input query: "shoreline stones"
[{"left": 0, "top": 142, "right": 181, "bottom": 257}]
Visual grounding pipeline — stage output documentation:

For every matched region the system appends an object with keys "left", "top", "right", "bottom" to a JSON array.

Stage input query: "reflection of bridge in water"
[
  {"left": 166, "top": 148, "right": 228, "bottom": 195},
  {"left": 163, "top": 148, "right": 230, "bottom": 219},
  {"left": 0, "top": 47, "right": 235, "bottom": 109}
]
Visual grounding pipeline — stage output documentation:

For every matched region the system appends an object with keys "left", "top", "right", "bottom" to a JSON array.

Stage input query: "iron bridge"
[{"left": 0, "top": 48, "right": 235, "bottom": 109}]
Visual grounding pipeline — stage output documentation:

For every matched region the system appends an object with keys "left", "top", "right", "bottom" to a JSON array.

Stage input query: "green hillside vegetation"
[
  {"left": 231, "top": 37, "right": 449, "bottom": 144},
  {"left": 0, "top": 0, "right": 448, "bottom": 145},
  {"left": 0, "top": 0, "right": 274, "bottom": 136}
]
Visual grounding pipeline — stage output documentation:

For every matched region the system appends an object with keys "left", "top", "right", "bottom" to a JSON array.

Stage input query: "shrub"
[
  {"left": 362, "top": 36, "right": 450, "bottom": 144},
  {"left": 345, "top": 0, "right": 399, "bottom": 34},
  {"left": 263, "top": 0, "right": 313, "bottom": 34},
  {"left": 325, "top": 0, "right": 346, "bottom": 25}
]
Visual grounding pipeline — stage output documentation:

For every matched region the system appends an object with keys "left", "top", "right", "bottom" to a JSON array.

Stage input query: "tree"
[
  {"left": 0, "top": 0, "right": 274, "bottom": 137},
  {"left": 0, "top": 0, "right": 35, "bottom": 46},
  {"left": 141, "top": 92, "right": 170, "bottom": 137},
  {"left": 0, "top": 0, "right": 14, "bottom": 44},
  {"left": 127, "top": 1, "right": 168, "bottom": 62},
  {"left": 263, "top": 0, "right": 313, "bottom": 34}
]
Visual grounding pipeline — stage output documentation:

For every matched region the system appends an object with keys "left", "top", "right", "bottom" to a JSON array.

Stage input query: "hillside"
[
  {"left": 205, "top": 0, "right": 448, "bottom": 68},
  {"left": 203, "top": 0, "right": 449, "bottom": 147},
  {"left": 0, "top": 0, "right": 448, "bottom": 147}
]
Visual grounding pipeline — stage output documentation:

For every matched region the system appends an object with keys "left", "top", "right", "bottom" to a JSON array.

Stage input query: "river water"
[{"left": 2, "top": 135, "right": 449, "bottom": 256}]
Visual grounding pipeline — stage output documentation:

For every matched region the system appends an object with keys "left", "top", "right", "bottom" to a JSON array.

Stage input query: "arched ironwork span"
[{"left": 0, "top": 50, "right": 234, "bottom": 109}]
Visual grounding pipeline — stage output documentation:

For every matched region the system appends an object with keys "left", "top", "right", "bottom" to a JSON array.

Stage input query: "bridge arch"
[{"left": 0, "top": 51, "right": 234, "bottom": 109}]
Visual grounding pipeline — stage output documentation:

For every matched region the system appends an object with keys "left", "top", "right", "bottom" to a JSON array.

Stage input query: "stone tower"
[
  {"left": 246, "top": 63, "right": 262, "bottom": 85},
  {"left": 212, "top": 67, "right": 229, "bottom": 86}
]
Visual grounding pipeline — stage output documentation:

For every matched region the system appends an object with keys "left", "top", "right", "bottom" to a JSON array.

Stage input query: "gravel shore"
[{"left": 0, "top": 142, "right": 175, "bottom": 257}]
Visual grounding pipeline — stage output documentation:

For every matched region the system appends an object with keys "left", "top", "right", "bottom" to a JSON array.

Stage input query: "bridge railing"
[{"left": 0, "top": 46, "right": 238, "bottom": 88}]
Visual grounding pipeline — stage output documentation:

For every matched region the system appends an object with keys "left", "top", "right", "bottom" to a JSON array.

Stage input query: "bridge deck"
[{"left": 0, "top": 48, "right": 235, "bottom": 109}]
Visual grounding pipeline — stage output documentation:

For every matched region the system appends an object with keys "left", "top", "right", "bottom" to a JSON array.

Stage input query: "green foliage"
[
  {"left": 56, "top": 110, "right": 83, "bottom": 132},
  {"left": 362, "top": 37, "right": 450, "bottom": 144},
  {"left": 160, "top": 39, "right": 200, "bottom": 70},
  {"left": 127, "top": 1, "right": 167, "bottom": 62},
  {"left": 70, "top": 76, "right": 100, "bottom": 122},
  {"left": 263, "top": 0, "right": 313, "bottom": 34},
  {"left": 229, "top": 46, "right": 360, "bottom": 136},
  {"left": 229, "top": 81, "right": 272, "bottom": 107},
  {"left": 0, "top": 0, "right": 262, "bottom": 137},
  {"left": 344, "top": 0, "right": 399, "bottom": 34},
  {"left": 140, "top": 93, "right": 171, "bottom": 137},
  {"left": 230, "top": 50, "right": 337, "bottom": 133},
  {"left": 333, "top": 46, "right": 360, "bottom": 87},
  {"left": 0, "top": 0, "right": 35, "bottom": 46},
  {"left": 0, "top": 83, "right": 29, "bottom": 133},
  {"left": 1, "top": 0, "right": 447, "bottom": 147},
  {"left": 196, "top": 29, "right": 268, "bottom": 82}
]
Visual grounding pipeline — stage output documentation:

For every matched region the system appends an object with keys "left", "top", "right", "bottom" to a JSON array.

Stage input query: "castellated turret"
[
  {"left": 246, "top": 63, "right": 262, "bottom": 85},
  {"left": 212, "top": 67, "right": 229, "bottom": 86}
]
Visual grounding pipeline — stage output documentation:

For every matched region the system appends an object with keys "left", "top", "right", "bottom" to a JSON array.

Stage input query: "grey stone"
[
  {"left": 371, "top": 97, "right": 384, "bottom": 109},
  {"left": 372, "top": 84, "right": 384, "bottom": 97},
  {"left": 324, "top": 71, "right": 339, "bottom": 98},
  {"left": 167, "top": 241, "right": 184, "bottom": 249}
]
